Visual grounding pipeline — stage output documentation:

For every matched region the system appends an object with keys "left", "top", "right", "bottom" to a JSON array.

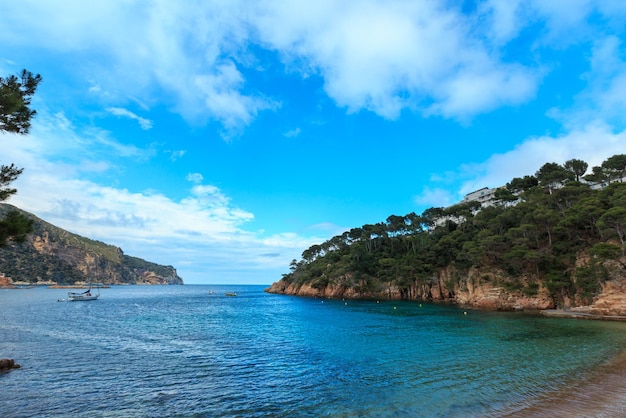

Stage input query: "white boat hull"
[{"left": 67, "top": 293, "right": 99, "bottom": 301}]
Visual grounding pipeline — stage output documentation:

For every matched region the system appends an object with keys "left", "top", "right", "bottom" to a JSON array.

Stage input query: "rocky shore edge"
[
  {"left": 502, "top": 343, "right": 626, "bottom": 416},
  {"left": 540, "top": 309, "right": 626, "bottom": 321},
  {"left": 267, "top": 272, "right": 626, "bottom": 321},
  {"left": 0, "top": 358, "right": 21, "bottom": 372}
]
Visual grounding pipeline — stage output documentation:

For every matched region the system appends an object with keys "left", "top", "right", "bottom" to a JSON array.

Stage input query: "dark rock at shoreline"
[{"left": 0, "top": 358, "right": 21, "bottom": 371}]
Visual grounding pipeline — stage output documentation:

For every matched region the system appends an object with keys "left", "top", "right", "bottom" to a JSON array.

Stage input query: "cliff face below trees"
[
  {"left": 266, "top": 267, "right": 554, "bottom": 310},
  {"left": 266, "top": 262, "right": 626, "bottom": 315},
  {"left": 0, "top": 204, "right": 183, "bottom": 285}
]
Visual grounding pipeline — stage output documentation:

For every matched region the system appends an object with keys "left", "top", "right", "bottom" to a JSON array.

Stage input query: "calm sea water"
[{"left": 2, "top": 285, "right": 626, "bottom": 417}]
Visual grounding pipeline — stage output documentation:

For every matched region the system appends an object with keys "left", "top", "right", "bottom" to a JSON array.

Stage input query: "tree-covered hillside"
[
  {"left": 275, "top": 155, "right": 626, "bottom": 307},
  {"left": 0, "top": 204, "right": 183, "bottom": 285}
]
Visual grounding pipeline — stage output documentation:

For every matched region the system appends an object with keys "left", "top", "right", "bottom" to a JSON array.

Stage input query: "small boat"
[
  {"left": 67, "top": 287, "right": 99, "bottom": 301},
  {"left": 224, "top": 292, "right": 237, "bottom": 297}
]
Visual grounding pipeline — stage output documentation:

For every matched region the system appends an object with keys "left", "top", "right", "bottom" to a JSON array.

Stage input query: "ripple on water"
[{"left": 3, "top": 286, "right": 626, "bottom": 417}]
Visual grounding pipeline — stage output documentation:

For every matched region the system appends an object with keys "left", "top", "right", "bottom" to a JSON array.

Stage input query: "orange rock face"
[
  {"left": 587, "top": 279, "right": 626, "bottom": 316},
  {"left": 0, "top": 274, "right": 14, "bottom": 288},
  {"left": 266, "top": 258, "right": 626, "bottom": 317}
]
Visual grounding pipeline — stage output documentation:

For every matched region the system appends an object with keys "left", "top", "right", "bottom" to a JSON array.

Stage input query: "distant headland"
[{"left": 0, "top": 204, "right": 183, "bottom": 287}]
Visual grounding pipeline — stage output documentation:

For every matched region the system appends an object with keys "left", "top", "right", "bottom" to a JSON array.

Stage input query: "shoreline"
[
  {"left": 499, "top": 346, "right": 626, "bottom": 417},
  {"left": 540, "top": 309, "right": 626, "bottom": 322},
  {"left": 0, "top": 284, "right": 112, "bottom": 289}
]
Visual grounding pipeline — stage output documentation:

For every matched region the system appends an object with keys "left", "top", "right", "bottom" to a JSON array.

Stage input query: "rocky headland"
[
  {"left": 0, "top": 204, "right": 183, "bottom": 286},
  {"left": 267, "top": 176, "right": 626, "bottom": 321},
  {"left": 266, "top": 263, "right": 626, "bottom": 320}
]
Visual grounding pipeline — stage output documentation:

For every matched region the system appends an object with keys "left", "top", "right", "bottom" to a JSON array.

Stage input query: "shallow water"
[{"left": 2, "top": 285, "right": 626, "bottom": 417}]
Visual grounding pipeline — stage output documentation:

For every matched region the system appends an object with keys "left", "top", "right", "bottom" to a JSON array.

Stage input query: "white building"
[{"left": 461, "top": 187, "right": 499, "bottom": 208}]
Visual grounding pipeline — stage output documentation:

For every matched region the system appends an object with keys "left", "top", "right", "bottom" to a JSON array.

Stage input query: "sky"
[{"left": 2, "top": 0, "right": 626, "bottom": 285}]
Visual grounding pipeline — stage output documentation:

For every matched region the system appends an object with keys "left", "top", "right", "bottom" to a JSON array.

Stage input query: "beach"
[{"left": 499, "top": 346, "right": 626, "bottom": 417}]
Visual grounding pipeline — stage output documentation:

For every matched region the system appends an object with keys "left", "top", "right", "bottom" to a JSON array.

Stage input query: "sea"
[{"left": 2, "top": 285, "right": 626, "bottom": 417}]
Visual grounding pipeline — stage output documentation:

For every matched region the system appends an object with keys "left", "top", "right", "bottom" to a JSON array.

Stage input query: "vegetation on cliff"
[
  {"left": 272, "top": 155, "right": 626, "bottom": 308},
  {"left": 0, "top": 204, "right": 183, "bottom": 285}
]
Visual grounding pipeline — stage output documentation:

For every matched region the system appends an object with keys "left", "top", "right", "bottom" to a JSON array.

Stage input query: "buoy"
[
  {"left": 419, "top": 304, "right": 422, "bottom": 307},
  {"left": 464, "top": 311, "right": 467, "bottom": 315},
  {"left": 394, "top": 306, "right": 397, "bottom": 310}
]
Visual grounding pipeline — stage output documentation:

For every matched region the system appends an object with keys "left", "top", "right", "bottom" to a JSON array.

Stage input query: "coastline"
[{"left": 540, "top": 309, "right": 626, "bottom": 322}]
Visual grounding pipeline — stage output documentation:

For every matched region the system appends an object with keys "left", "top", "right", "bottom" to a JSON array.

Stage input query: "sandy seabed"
[{"left": 498, "top": 347, "right": 626, "bottom": 417}]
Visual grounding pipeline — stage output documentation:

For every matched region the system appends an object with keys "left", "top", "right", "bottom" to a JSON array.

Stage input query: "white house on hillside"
[{"left": 461, "top": 187, "right": 499, "bottom": 208}]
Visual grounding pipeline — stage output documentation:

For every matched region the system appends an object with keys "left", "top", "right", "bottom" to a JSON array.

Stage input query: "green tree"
[
  {"left": 0, "top": 69, "right": 43, "bottom": 246},
  {"left": 0, "top": 163, "right": 23, "bottom": 201},
  {"left": 506, "top": 175, "right": 538, "bottom": 194},
  {"left": 421, "top": 207, "right": 445, "bottom": 231},
  {"left": 494, "top": 187, "right": 518, "bottom": 206},
  {"left": 602, "top": 154, "right": 626, "bottom": 183},
  {"left": 564, "top": 159, "right": 588, "bottom": 182},
  {"left": 0, "top": 210, "right": 33, "bottom": 247},
  {"left": 597, "top": 207, "right": 626, "bottom": 254},
  {"left": 583, "top": 165, "right": 609, "bottom": 184},
  {"left": 590, "top": 242, "right": 622, "bottom": 261},
  {"left": 575, "top": 266, "right": 601, "bottom": 304},
  {"left": 536, "top": 162, "right": 574, "bottom": 194},
  {"left": 528, "top": 205, "right": 560, "bottom": 247},
  {"left": 1, "top": 69, "right": 42, "bottom": 134}
]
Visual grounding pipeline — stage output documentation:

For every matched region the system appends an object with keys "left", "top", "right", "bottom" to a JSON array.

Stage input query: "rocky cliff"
[
  {"left": 0, "top": 204, "right": 183, "bottom": 285},
  {"left": 266, "top": 260, "right": 626, "bottom": 315},
  {"left": 268, "top": 179, "right": 626, "bottom": 318},
  {"left": 265, "top": 268, "right": 553, "bottom": 310}
]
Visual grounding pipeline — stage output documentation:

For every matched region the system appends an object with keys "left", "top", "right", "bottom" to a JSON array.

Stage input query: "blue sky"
[{"left": 2, "top": 1, "right": 626, "bottom": 284}]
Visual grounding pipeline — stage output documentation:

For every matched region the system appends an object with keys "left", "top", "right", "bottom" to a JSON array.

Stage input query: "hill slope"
[
  {"left": 268, "top": 179, "right": 626, "bottom": 315},
  {"left": 0, "top": 204, "right": 183, "bottom": 285}
]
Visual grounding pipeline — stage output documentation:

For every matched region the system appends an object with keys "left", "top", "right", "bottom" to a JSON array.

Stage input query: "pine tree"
[{"left": 0, "top": 69, "right": 42, "bottom": 246}]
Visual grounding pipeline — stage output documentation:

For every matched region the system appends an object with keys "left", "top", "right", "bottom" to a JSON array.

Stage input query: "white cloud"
[
  {"left": 457, "top": 122, "right": 626, "bottom": 197},
  {"left": 6, "top": 0, "right": 623, "bottom": 129},
  {"left": 0, "top": 0, "right": 549, "bottom": 130},
  {"left": 168, "top": 150, "right": 186, "bottom": 162},
  {"left": 478, "top": 0, "right": 526, "bottom": 45},
  {"left": 186, "top": 173, "right": 204, "bottom": 184},
  {"left": 412, "top": 122, "right": 626, "bottom": 209},
  {"left": 106, "top": 107, "right": 153, "bottom": 130},
  {"left": 3, "top": 111, "right": 150, "bottom": 169},
  {"left": 414, "top": 121, "right": 626, "bottom": 207},
  {"left": 558, "top": 36, "right": 626, "bottom": 130},
  {"left": 251, "top": 0, "right": 539, "bottom": 119},
  {"left": 193, "top": 62, "right": 281, "bottom": 134},
  {"left": 283, "top": 127, "right": 301, "bottom": 138},
  {"left": 414, "top": 187, "right": 456, "bottom": 208},
  {"left": 8, "top": 159, "right": 312, "bottom": 283},
  {"left": 0, "top": 0, "right": 276, "bottom": 135},
  {"left": 3, "top": 111, "right": 319, "bottom": 284}
]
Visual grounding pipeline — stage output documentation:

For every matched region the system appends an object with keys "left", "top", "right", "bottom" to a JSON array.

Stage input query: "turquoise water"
[{"left": 2, "top": 285, "right": 626, "bottom": 417}]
